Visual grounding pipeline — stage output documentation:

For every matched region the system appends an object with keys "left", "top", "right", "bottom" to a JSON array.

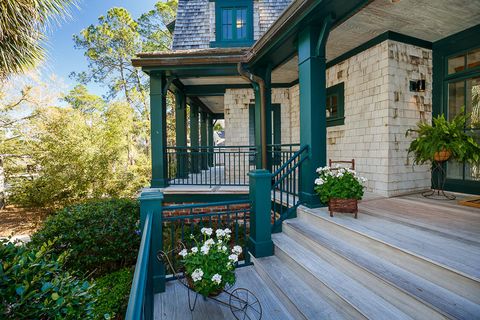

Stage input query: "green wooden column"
[
  {"left": 252, "top": 66, "right": 272, "bottom": 170},
  {"left": 190, "top": 103, "right": 200, "bottom": 173},
  {"left": 207, "top": 114, "right": 214, "bottom": 167},
  {"left": 248, "top": 169, "right": 274, "bottom": 257},
  {"left": 175, "top": 91, "right": 188, "bottom": 178},
  {"left": 150, "top": 73, "right": 168, "bottom": 188},
  {"left": 298, "top": 22, "right": 331, "bottom": 207},
  {"left": 200, "top": 111, "right": 208, "bottom": 170}
]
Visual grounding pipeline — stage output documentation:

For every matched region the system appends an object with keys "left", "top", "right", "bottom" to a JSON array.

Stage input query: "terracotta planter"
[
  {"left": 187, "top": 275, "right": 223, "bottom": 297},
  {"left": 328, "top": 198, "right": 358, "bottom": 219},
  {"left": 433, "top": 149, "right": 452, "bottom": 162}
]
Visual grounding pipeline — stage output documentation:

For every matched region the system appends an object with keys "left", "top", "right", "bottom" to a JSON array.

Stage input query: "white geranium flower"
[
  {"left": 205, "top": 239, "right": 215, "bottom": 246},
  {"left": 201, "top": 227, "right": 213, "bottom": 236},
  {"left": 211, "top": 273, "right": 222, "bottom": 285},
  {"left": 228, "top": 254, "right": 238, "bottom": 263},
  {"left": 315, "top": 178, "right": 324, "bottom": 185},
  {"left": 201, "top": 244, "right": 210, "bottom": 255},
  {"left": 232, "top": 245, "right": 242, "bottom": 255},
  {"left": 191, "top": 247, "right": 198, "bottom": 254},
  {"left": 224, "top": 228, "right": 231, "bottom": 235},
  {"left": 192, "top": 268, "right": 204, "bottom": 282},
  {"left": 179, "top": 249, "right": 188, "bottom": 257},
  {"left": 216, "top": 229, "right": 225, "bottom": 238}
]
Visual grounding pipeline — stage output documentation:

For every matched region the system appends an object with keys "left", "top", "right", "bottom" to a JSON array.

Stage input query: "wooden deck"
[{"left": 154, "top": 266, "right": 293, "bottom": 320}]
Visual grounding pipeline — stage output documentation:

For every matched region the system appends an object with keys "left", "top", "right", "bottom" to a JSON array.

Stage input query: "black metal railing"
[
  {"left": 160, "top": 200, "right": 251, "bottom": 280},
  {"left": 270, "top": 145, "right": 308, "bottom": 232},
  {"left": 166, "top": 146, "right": 257, "bottom": 186}
]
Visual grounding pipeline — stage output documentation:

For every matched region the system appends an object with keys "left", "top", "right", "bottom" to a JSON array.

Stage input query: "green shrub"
[
  {"left": 0, "top": 239, "right": 96, "bottom": 319},
  {"left": 94, "top": 268, "right": 133, "bottom": 320},
  {"left": 31, "top": 198, "right": 140, "bottom": 277}
]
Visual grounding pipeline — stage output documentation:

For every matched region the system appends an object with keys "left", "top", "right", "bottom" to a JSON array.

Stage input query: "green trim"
[
  {"left": 211, "top": 0, "right": 254, "bottom": 48},
  {"left": 327, "top": 31, "right": 432, "bottom": 69},
  {"left": 432, "top": 24, "right": 480, "bottom": 193},
  {"left": 190, "top": 104, "right": 200, "bottom": 173},
  {"left": 150, "top": 73, "right": 168, "bottom": 188},
  {"left": 326, "top": 82, "right": 345, "bottom": 127},
  {"left": 163, "top": 193, "right": 248, "bottom": 203}
]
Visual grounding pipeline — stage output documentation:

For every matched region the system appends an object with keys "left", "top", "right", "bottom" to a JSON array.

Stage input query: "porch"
[{"left": 152, "top": 193, "right": 480, "bottom": 319}]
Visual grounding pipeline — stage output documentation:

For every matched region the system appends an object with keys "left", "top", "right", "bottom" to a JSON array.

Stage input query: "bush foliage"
[
  {"left": 0, "top": 239, "right": 96, "bottom": 319},
  {"left": 94, "top": 268, "right": 133, "bottom": 320},
  {"left": 31, "top": 198, "right": 140, "bottom": 277}
]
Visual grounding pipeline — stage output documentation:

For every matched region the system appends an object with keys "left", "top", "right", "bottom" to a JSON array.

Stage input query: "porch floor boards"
[
  {"left": 308, "top": 192, "right": 480, "bottom": 280},
  {"left": 153, "top": 266, "right": 294, "bottom": 320}
]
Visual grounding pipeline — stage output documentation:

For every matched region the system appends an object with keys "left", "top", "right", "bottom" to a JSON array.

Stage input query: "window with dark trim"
[
  {"left": 210, "top": 0, "right": 253, "bottom": 47},
  {"left": 326, "top": 82, "right": 345, "bottom": 127}
]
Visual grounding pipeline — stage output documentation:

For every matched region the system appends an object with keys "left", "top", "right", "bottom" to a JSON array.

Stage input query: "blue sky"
[{"left": 41, "top": 0, "right": 158, "bottom": 97}]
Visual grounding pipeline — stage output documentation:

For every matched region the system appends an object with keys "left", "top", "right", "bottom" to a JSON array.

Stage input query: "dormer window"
[{"left": 211, "top": 0, "right": 253, "bottom": 47}]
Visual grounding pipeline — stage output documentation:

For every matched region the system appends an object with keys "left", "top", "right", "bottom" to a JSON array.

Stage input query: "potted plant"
[
  {"left": 406, "top": 109, "right": 480, "bottom": 165},
  {"left": 314, "top": 166, "right": 367, "bottom": 218},
  {"left": 178, "top": 227, "right": 242, "bottom": 297}
]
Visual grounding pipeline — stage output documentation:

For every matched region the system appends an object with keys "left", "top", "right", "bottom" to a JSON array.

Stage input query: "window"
[
  {"left": 211, "top": 0, "right": 253, "bottom": 47},
  {"left": 326, "top": 82, "right": 345, "bottom": 127},
  {"left": 447, "top": 48, "right": 480, "bottom": 75}
]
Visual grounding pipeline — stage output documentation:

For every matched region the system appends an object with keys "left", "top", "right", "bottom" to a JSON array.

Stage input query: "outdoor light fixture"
[{"left": 410, "top": 79, "right": 426, "bottom": 92}]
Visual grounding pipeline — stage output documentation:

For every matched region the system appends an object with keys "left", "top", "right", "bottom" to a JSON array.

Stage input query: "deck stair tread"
[
  {"left": 272, "top": 232, "right": 414, "bottom": 320},
  {"left": 284, "top": 218, "right": 480, "bottom": 320},
  {"left": 300, "top": 206, "right": 480, "bottom": 280},
  {"left": 359, "top": 197, "right": 480, "bottom": 244},
  {"left": 253, "top": 254, "right": 361, "bottom": 320}
]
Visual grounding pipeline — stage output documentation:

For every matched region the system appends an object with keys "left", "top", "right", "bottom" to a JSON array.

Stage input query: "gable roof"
[{"left": 172, "top": 0, "right": 293, "bottom": 51}]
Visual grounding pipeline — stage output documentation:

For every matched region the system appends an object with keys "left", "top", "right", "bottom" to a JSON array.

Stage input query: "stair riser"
[
  {"left": 297, "top": 208, "right": 480, "bottom": 304},
  {"left": 282, "top": 223, "right": 447, "bottom": 320},
  {"left": 273, "top": 244, "right": 368, "bottom": 320},
  {"left": 251, "top": 255, "right": 307, "bottom": 320}
]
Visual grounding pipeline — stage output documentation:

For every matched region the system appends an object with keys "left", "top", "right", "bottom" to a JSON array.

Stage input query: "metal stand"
[{"left": 422, "top": 160, "right": 456, "bottom": 200}]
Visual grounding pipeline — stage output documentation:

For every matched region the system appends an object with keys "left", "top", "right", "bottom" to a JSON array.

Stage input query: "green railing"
[
  {"left": 125, "top": 211, "right": 153, "bottom": 320},
  {"left": 166, "top": 146, "right": 257, "bottom": 186},
  {"left": 268, "top": 143, "right": 300, "bottom": 174},
  {"left": 271, "top": 145, "right": 308, "bottom": 232}
]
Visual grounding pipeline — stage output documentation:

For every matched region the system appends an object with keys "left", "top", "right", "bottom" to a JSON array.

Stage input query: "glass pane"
[
  {"left": 447, "top": 160, "right": 463, "bottom": 180},
  {"left": 467, "top": 48, "right": 480, "bottom": 70},
  {"left": 448, "top": 80, "right": 465, "bottom": 120},
  {"left": 448, "top": 54, "right": 465, "bottom": 74},
  {"left": 236, "top": 8, "right": 247, "bottom": 40},
  {"left": 326, "top": 95, "right": 338, "bottom": 118},
  {"left": 466, "top": 77, "right": 480, "bottom": 128},
  {"left": 465, "top": 132, "right": 480, "bottom": 181},
  {"left": 222, "top": 9, "right": 233, "bottom": 40}
]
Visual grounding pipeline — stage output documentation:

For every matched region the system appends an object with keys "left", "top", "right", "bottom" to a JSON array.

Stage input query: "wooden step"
[
  {"left": 297, "top": 206, "right": 480, "bottom": 305},
  {"left": 272, "top": 232, "right": 414, "bottom": 320},
  {"left": 252, "top": 254, "right": 362, "bottom": 320},
  {"left": 284, "top": 219, "right": 480, "bottom": 319}
]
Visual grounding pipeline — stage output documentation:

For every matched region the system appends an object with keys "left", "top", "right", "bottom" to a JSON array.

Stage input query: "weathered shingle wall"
[
  {"left": 172, "top": 0, "right": 211, "bottom": 50},
  {"left": 173, "top": 0, "right": 293, "bottom": 51}
]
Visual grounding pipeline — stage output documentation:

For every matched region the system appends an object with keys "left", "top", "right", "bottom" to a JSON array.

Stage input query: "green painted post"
[
  {"left": 200, "top": 112, "right": 208, "bottom": 170},
  {"left": 139, "top": 191, "right": 165, "bottom": 293},
  {"left": 150, "top": 73, "right": 168, "bottom": 188},
  {"left": 298, "top": 24, "right": 330, "bottom": 207},
  {"left": 252, "top": 66, "right": 272, "bottom": 170},
  {"left": 190, "top": 103, "right": 200, "bottom": 173},
  {"left": 207, "top": 114, "right": 214, "bottom": 167},
  {"left": 248, "top": 169, "right": 274, "bottom": 257},
  {"left": 175, "top": 91, "right": 188, "bottom": 178}
]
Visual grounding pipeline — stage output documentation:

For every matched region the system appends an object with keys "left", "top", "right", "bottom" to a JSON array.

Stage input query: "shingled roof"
[{"left": 172, "top": 0, "right": 293, "bottom": 51}]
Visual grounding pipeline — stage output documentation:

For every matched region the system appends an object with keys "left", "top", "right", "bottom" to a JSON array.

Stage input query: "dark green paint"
[
  {"left": 248, "top": 170, "right": 274, "bottom": 258},
  {"left": 150, "top": 73, "right": 168, "bottom": 188},
  {"left": 190, "top": 103, "right": 200, "bottom": 173},
  {"left": 326, "top": 82, "right": 345, "bottom": 127},
  {"left": 175, "top": 91, "right": 188, "bottom": 178},
  {"left": 200, "top": 112, "right": 208, "bottom": 170},
  {"left": 207, "top": 114, "right": 214, "bottom": 167},
  {"left": 298, "top": 24, "right": 328, "bottom": 208},
  {"left": 210, "top": 0, "right": 254, "bottom": 48}
]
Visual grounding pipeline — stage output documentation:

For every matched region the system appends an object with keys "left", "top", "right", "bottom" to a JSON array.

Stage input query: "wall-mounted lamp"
[{"left": 410, "top": 79, "right": 426, "bottom": 92}]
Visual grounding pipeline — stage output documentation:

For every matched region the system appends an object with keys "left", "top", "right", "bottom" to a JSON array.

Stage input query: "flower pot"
[
  {"left": 328, "top": 198, "right": 358, "bottom": 219},
  {"left": 433, "top": 149, "right": 452, "bottom": 162},
  {"left": 186, "top": 275, "right": 223, "bottom": 297}
]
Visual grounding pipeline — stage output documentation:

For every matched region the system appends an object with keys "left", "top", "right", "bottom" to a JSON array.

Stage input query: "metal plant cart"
[{"left": 158, "top": 249, "right": 263, "bottom": 320}]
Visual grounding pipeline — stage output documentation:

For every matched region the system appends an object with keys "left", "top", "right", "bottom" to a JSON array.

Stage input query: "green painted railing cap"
[
  {"left": 248, "top": 169, "right": 272, "bottom": 177},
  {"left": 139, "top": 191, "right": 164, "bottom": 200}
]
